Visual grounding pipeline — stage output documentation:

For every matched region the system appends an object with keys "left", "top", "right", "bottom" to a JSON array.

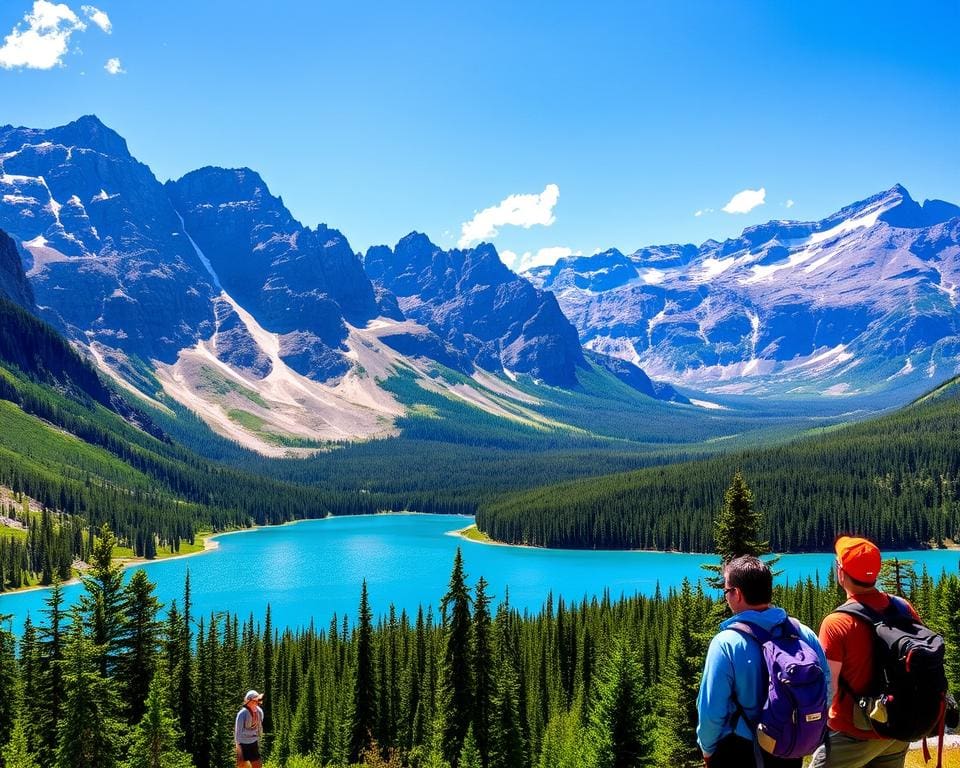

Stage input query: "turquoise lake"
[{"left": 1, "top": 514, "right": 958, "bottom": 635}]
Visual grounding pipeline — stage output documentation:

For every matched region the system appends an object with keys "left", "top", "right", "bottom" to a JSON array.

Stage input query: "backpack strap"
[
  {"left": 727, "top": 621, "right": 766, "bottom": 731},
  {"left": 833, "top": 600, "right": 886, "bottom": 697},
  {"left": 833, "top": 596, "right": 918, "bottom": 697},
  {"left": 834, "top": 599, "right": 884, "bottom": 625}
]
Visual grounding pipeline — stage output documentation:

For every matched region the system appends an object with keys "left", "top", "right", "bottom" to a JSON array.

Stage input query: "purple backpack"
[{"left": 729, "top": 618, "right": 828, "bottom": 759}]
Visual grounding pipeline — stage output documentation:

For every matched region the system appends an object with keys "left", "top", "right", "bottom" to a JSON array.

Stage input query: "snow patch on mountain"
[
  {"left": 744, "top": 195, "right": 904, "bottom": 284},
  {"left": 689, "top": 398, "right": 727, "bottom": 410},
  {"left": 888, "top": 357, "right": 914, "bottom": 380},
  {"left": 699, "top": 257, "right": 735, "bottom": 281},
  {"left": 782, "top": 345, "right": 854, "bottom": 373},
  {"left": 177, "top": 211, "right": 223, "bottom": 291}
]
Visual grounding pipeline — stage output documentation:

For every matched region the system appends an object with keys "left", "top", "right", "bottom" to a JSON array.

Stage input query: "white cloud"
[
  {"left": 0, "top": 1, "right": 87, "bottom": 69},
  {"left": 459, "top": 183, "right": 560, "bottom": 248},
  {"left": 500, "top": 246, "right": 577, "bottom": 273},
  {"left": 785, "top": 199, "right": 795, "bottom": 209},
  {"left": 722, "top": 187, "right": 766, "bottom": 214},
  {"left": 104, "top": 56, "right": 123, "bottom": 74},
  {"left": 694, "top": 208, "right": 714, "bottom": 218},
  {"left": 81, "top": 5, "right": 111, "bottom": 33}
]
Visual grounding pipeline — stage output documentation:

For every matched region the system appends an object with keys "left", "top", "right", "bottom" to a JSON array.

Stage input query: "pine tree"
[
  {"left": 440, "top": 549, "right": 473, "bottom": 766},
  {"left": 585, "top": 634, "right": 655, "bottom": 768},
  {"left": 0, "top": 617, "right": 18, "bottom": 749},
  {"left": 55, "top": 607, "right": 123, "bottom": 768},
  {"left": 459, "top": 724, "right": 483, "bottom": 768},
  {"left": 658, "top": 579, "right": 707, "bottom": 767},
  {"left": 80, "top": 523, "right": 127, "bottom": 677},
  {"left": 880, "top": 557, "right": 917, "bottom": 598},
  {"left": 291, "top": 666, "right": 321, "bottom": 756},
  {"left": 262, "top": 603, "right": 274, "bottom": 758},
  {"left": 537, "top": 706, "right": 585, "bottom": 768},
  {"left": 118, "top": 568, "right": 163, "bottom": 723},
  {"left": 714, "top": 471, "right": 769, "bottom": 561},
  {"left": 174, "top": 573, "right": 195, "bottom": 757},
  {"left": 18, "top": 618, "right": 44, "bottom": 759},
  {"left": 351, "top": 580, "right": 377, "bottom": 762},
  {"left": 704, "top": 471, "right": 771, "bottom": 587},
  {"left": 122, "top": 665, "right": 193, "bottom": 768},
  {"left": 487, "top": 656, "right": 526, "bottom": 768},
  {"left": 35, "top": 577, "right": 67, "bottom": 766},
  {"left": 2, "top": 716, "right": 40, "bottom": 768},
  {"left": 472, "top": 577, "right": 494, "bottom": 767}
]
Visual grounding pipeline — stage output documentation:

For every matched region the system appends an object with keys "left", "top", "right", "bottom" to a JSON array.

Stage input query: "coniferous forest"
[
  {"left": 3, "top": 525, "right": 959, "bottom": 768},
  {"left": 478, "top": 378, "right": 960, "bottom": 552}
]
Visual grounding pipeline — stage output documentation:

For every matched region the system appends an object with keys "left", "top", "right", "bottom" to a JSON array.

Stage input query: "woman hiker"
[{"left": 235, "top": 690, "right": 264, "bottom": 768}]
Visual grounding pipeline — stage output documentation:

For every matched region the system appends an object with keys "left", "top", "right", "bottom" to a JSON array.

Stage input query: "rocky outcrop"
[
  {"left": 0, "top": 229, "right": 34, "bottom": 309},
  {"left": 586, "top": 351, "right": 687, "bottom": 403},
  {"left": 167, "top": 168, "right": 380, "bottom": 380},
  {"left": 365, "top": 233, "right": 586, "bottom": 386},
  {"left": 211, "top": 297, "right": 272, "bottom": 378}
]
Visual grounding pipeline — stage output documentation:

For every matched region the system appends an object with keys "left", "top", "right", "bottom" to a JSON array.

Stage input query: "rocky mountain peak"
[
  {"left": 49, "top": 114, "right": 131, "bottom": 158},
  {"left": 365, "top": 236, "right": 585, "bottom": 385},
  {"left": 170, "top": 166, "right": 282, "bottom": 212},
  {"left": 0, "top": 117, "right": 216, "bottom": 363},
  {"left": 168, "top": 163, "right": 380, "bottom": 380}
]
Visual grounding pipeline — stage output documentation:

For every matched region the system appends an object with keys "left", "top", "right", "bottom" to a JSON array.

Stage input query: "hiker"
[
  {"left": 810, "top": 536, "right": 947, "bottom": 768},
  {"left": 236, "top": 689, "right": 264, "bottom": 768},
  {"left": 697, "top": 555, "right": 830, "bottom": 767}
]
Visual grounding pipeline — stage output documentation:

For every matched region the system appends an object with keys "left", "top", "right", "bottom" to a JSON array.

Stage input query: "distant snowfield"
[{"left": 688, "top": 398, "right": 726, "bottom": 410}]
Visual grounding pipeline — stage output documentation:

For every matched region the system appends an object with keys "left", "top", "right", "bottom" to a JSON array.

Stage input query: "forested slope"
[{"left": 476, "top": 377, "right": 960, "bottom": 552}]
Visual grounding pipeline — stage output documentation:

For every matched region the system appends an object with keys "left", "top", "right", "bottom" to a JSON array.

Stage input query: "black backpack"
[{"left": 835, "top": 596, "right": 947, "bottom": 742}]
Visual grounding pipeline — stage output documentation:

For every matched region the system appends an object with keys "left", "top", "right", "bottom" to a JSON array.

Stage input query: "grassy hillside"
[{"left": 477, "top": 376, "right": 960, "bottom": 552}]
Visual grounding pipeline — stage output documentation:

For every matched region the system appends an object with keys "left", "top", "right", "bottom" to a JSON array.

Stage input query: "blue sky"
[{"left": 2, "top": 1, "right": 957, "bottom": 272}]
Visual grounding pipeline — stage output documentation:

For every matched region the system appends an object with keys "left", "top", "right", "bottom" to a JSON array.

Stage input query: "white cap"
[{"left": 244, "top": 690, "right": 263, "bottom": 702}]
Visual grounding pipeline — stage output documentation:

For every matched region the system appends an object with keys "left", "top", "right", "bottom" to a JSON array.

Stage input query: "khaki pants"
[{"left": 809, "top": 731, "right": 908, "bottom": 768}]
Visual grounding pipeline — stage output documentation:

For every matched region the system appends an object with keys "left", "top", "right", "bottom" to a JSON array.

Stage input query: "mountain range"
[
  {"left": 1, "top": 115, "right": 958, "bottom": 453},
  {"left": 0, "top": 116, "right": 683, "bottom": 453},
  {"left": 528, "top": 185, "right": 960, "bottom": 396}
]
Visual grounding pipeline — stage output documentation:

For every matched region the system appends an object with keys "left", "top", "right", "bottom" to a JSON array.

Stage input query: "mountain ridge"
[{"left": 527, "top": 184, "right": 960, "bottom": 396}]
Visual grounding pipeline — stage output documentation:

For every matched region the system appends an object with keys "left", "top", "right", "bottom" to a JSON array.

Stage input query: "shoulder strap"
[
  {"left": 834, "top": 599, "right": 884, "bottom": 625},
  {"left": 834, "top": 598, "right": 902, "bottom": 698},
  {"left": 729, "top": 620, "right": 768, "bottom": 645},
  {"left": 728, "top": 618, "right": 797, "bottom": 644},
  {"left": 886, "top": 595, "right": 914, "bottom": 620}
]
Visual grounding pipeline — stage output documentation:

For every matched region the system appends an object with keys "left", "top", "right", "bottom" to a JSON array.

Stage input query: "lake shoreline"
[
  {"left": 2, "top": 513, "right": 955, "bottom": 601},
  {"left": 450, "top": 523, "right": 960, "bottom": 556}
]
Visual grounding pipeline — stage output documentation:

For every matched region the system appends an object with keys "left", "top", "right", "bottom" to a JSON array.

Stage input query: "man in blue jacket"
[{"left": 697, "top": 555, "right": 830, "bottom": 767}]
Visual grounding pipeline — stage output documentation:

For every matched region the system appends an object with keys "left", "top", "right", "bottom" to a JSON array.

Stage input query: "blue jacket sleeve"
[{"left": 697, "top": 633, "right": 735, "bottom": 755}]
